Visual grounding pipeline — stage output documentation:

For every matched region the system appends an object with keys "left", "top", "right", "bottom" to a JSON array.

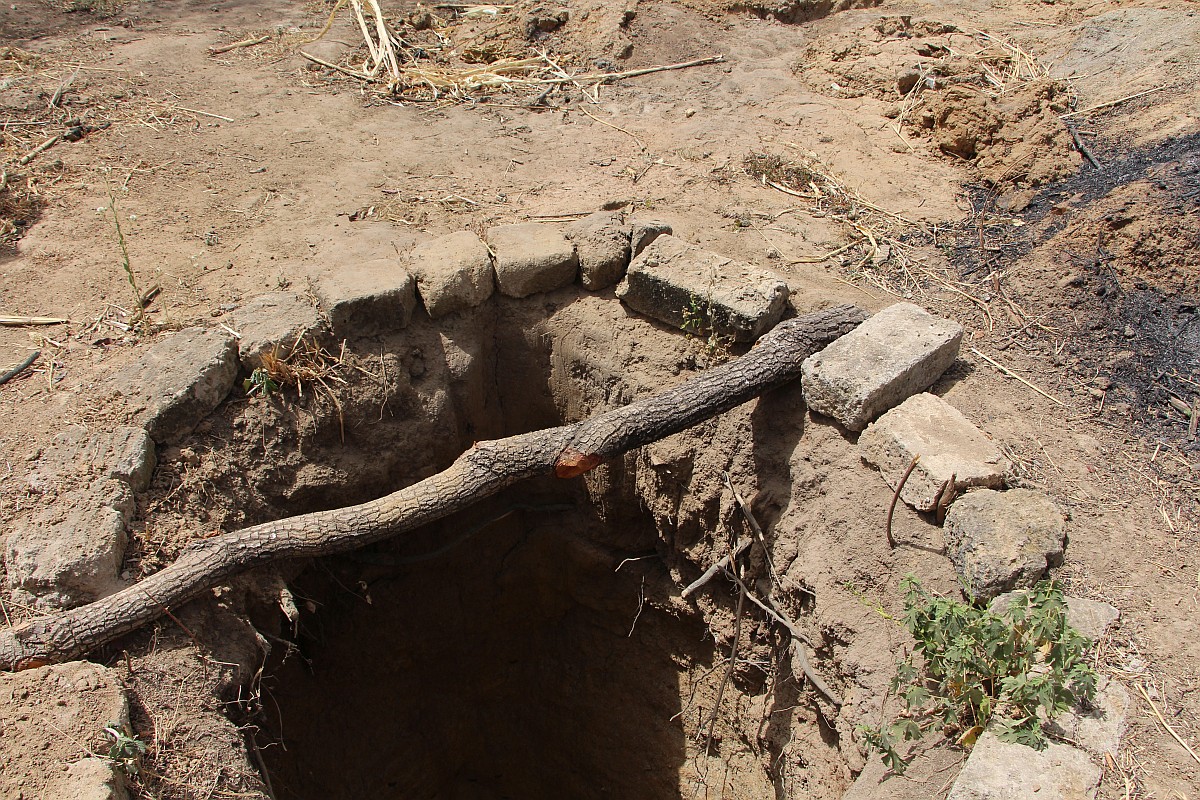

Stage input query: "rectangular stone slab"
[
  {"left": 859, "top": 392, "right": 1009, "bottom": 511},
  {"left": 802, "top": 302, "right": 962, "bottom": 430},
  {"left": 615, "top": 234, "right": 788, "bottom": 342}
]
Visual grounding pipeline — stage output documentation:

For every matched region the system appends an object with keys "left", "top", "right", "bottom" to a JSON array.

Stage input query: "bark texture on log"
[{"left": 0, "top": 305, "right": 866, "bottom": 671}]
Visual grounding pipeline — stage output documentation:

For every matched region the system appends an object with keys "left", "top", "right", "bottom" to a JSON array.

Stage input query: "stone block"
[
  {"left": 313, "top": 258, "right": 417, "bottom": 337},
  {"left": 1049, "top": 677, "right": 1130, "bottom": 759},
  {"left": 0, "top": 662, "right": 129, "bottom": 800},
  {"left": 227, "top": 292, "right": 325, "bottom": 370},
  {"left": 409, "top": 231, "right": 495, "bottom": 318},
  {"left": 565, "top": 210, "right": 631, "bottom": 290},
  {"left": 859, "top": 393, "right": 1009, "bottom": 511},
  {"left": 486, "top": 222, "right": 578, "bottom": 297},
  {"left": 947, "top": 732, "right": 1100, "bottom": 800},
  {"left": 615, "top": 234, "right": 789, "bottom": 342},
  {"left": 27, "top": 426, "right": 156, "bottom": 494},
  {"left": 944, "top": 488, "right": 1067, "bottom": 601},
  {"left": 629, "top": 217, "right": 672, "bottom": 257},
  {"left": 5, "top": 479, "right": 132, "bottom": 610},
  {"left": 990, "top": 593, "right": 1120, "bottom": 642},
  {"left": 802, "top": 302, "right": 963, "bottom": 431},
  {"left": 103, "top": 327, "right": 238, "bottom": 445}
]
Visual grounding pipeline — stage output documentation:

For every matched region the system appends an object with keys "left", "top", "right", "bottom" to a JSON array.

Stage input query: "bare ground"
[{"left": 1, "top": 0, "right": 1198, "bottom": 798}]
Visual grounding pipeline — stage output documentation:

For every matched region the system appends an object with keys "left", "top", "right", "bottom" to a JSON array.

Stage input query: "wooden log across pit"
[{"left": 0, "top": 305, "right": 866, "bottom": 671}]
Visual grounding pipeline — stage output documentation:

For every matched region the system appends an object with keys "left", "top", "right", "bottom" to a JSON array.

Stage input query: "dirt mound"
[
  {"left": 730, "top": 0, "right": 882, "bottom": 24},
  {"left": 797, "top": 17, "right": 1078, "bottom": 186}
]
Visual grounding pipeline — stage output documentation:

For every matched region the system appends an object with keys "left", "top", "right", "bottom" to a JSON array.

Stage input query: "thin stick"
[
  {"left": 1136, "top": 683, "right": 1200, "bottom": 767},
  {"left": 299, "top": 50, "right": 377, "bottom": 81},
  {"left": 539, "top": 55, "right": 725, "bottom": 86},
  {"left": 886, "top": 456, "right": 920, "bottom": 548},
  {"left": 174, "top": 106, "right": 235, "bottom": 122},
  {"left": 0, "top": 316, "right": 68, "bottom": 326},
  {"left": 1061, "top": 84, "right": 1170, "bottom": 118},
  {"left": 209, "top": 35, "right": 271, "bottom": 55},
  {"left": 722, "top": 564, "right": 842, "bottom": 706},
  {"left": 0, "top": 351, "right": 39, "bottom": 387},
  {"left": 578, "top": 107, "right": 645, "bottom": 151},
  {"left": 970, "top": 347, "right": 1066, "bottom": 406},
  {"left": 17, "top": 135, "right": 61, "bottom": 166},
  {"left": 681, "top": 539, "right": 752, "bottom": 598},
  {"left": 721, "top": 471, "right": 778, "bottom": 584},
  {"left": 1063, "top": 118, "right": 1101, "bottom": 168},
  {"left": 1189, "top": 397, "right": 1199, "bottom": 440},
  {"left": 704, "top": 543, "right": 745, "bottom": 752}
]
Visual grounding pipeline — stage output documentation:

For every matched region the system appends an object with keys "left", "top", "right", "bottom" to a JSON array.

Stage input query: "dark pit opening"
[
  {"left": 248, "top": 298, "right": 726, "bottom": 800},
  {"left": 257, "top": 484, "right": 703, "bottom": 800}
]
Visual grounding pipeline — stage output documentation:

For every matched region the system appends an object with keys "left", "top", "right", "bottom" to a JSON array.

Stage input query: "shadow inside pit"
[{"left": 256, "top": 477, "right": 696, "bottom": 800}]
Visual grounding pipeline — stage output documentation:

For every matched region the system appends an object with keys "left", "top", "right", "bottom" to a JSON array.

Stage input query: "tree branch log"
[{"left": 0, "top": 305, "right": 866, "bottom": 671}]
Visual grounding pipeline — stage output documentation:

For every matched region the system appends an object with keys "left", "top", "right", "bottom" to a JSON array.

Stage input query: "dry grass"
[{"left": 259, "top": 338, "right": 351, "bottom": 440}]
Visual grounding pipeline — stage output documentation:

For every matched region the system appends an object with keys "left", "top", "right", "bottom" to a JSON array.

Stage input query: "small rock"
[
  {"left": 1, "top": 662, "right": 129, "bottom": 800},
  {"left": 523, "top": 6, "right": 568, "bottom": 38},
  {"left": 27, "top": 426, "right": 155, "bottom": 494},
  {"left": 629, "top": 218, "right": 672, "bottom": 257},
  {"left": 859, "top": 393, "right": 1009, "bottom": 512},
  {"left": 312, "top": 258, "right": 417, "bottom": 337},
  {"left": 565, "top": 210, "right": 631, "bottom": 290},
  {"left": 615, "top": 234, "right": 788, "bottom": 342},
  {"left": 227, "top": 292, "right": 326, "bottom": 370},
  {"left": 1049, "top": 677, "right": 1130, "bottom": 759},
  {"left": 944, "top": 488, "right": 1067, "bottom": 601},
  {"left": 946, "top": 731, "right": 1100, "bottom": 800},
  {"left": 103, "top": 327, "right": 238, "bottom": 445},
  {"left": 45, "top": 757, "right": 130, "bottom": 800},
  {"left": 6, "top": 480, "right": 132, "bottom": 609},
  {"left": 897, "top": 68, "right": 921, "bottom": 95},
  {"left": 990, "top": 593, "right": 1120, "bottom": 642},
  {"left": 802, "top": 302, "right": 963, "bottom": 431},
  {"left": 486, "top": 222, "right": 578, "bottom": 298},
  {"left": 408, "top": 231, "right": 495, "bottom": 319}
]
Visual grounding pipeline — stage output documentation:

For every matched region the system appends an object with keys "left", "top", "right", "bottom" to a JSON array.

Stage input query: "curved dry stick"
[{"left": 0, "top": 305, "right": 866, "bottom": 671}]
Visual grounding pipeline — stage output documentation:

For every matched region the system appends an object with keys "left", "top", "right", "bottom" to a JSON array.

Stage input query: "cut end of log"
[{"left": 554, "top": 449, "right": 603, "bottom": 478}]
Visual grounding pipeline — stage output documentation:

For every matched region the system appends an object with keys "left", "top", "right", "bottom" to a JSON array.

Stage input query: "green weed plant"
[{"left": 861, "top": 578, "right": 1097, "bottom": 774}]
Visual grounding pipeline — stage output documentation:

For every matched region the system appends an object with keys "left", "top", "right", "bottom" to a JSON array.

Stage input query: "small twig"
[
  {"left": 140, "top": 285, "right": 162, "bottom": 308},
  {"left": 579, "top": 107, "right": 645, "bottom": 151},
  {"left": 218, "top": 322, "right": 242, "bottom": 339},
  {"left": 704, "top": 542, "right": 745, "bottom": 752},
  {"left": 0, "top": 316, "right": 68, "bottom": 326},
  {"left": 1136, "top": 683, "right": 1200, "bottom": 767},
  {"left": 299, "top": 50, "right": 377, "bottom": 81},
  {"left": 886, "top": 456, "right": 920, "bottom": 548},
  {"left": 139, "top": 588, "right": 205, "bottom": 653},
  {"left": 1063, "top": 118, "right": 1101, "bottom": 168},
  {"left": 1189, "top": 398, "right": 1199, "bottom": 440},
  {"left": 722, "top": 564, "right": 842, "bottom": 707},
  {"left": 970, "top": 347, "right": 1066, "bottom": 407},
  {"left": 539, "top": 55, "right": 726, "bottom": 86},
  {"left": 49, "top": 67, "right": 79, "bottom": 108},
  {"left": 681, "top": 539, "right": 752, "bottom": 598},
  {"left": 934, "top": 472, "right": 957, "bottom": 525},
  {"left": 17, "top": 134, "right": 62, "bottom": 166},
  {"left": 1061, "top": 84, "right": 1170, "bottom": 118},
  {"left": 721, "top": 471, "right": 778, "bottom": 585},
  {"left": 209, "top": 35, "right": 271, "bottom": 55},
  {"left": 0, "top": 351, "right": 39, "bottom": 387},
  {"left": 174, "top": 105, "right": 235, "bottom": 122}
]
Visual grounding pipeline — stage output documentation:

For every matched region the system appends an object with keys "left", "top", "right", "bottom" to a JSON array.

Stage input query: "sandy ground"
[{"left": 1, "top": 0, "right": 1199, "bottom": 798}]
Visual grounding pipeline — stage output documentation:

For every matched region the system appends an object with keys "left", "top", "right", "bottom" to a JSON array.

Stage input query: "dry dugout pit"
[{"left": 222, "top": 292, "right": 834, "bottom": 800}]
